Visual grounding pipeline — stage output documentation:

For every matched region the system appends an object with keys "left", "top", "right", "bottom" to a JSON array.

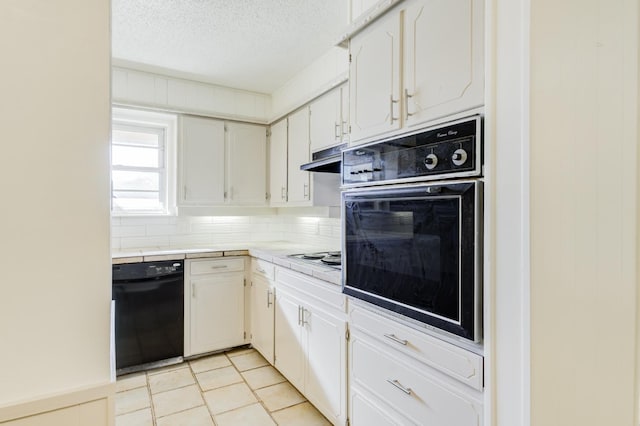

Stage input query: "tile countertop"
[{"left": 112, "top": 242, "right": 342, "bottom": 286}]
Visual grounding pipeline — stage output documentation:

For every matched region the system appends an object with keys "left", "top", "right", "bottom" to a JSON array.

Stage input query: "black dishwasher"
[{"left": 112, "top": 260, "right": 184, "bottom": 375}]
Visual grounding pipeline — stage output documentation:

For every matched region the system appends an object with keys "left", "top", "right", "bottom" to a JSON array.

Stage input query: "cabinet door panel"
[
  {"left": 227, "top": 122, "right": 267, "bottom": 205},
  {"left": 269, "top": 119, "right": 288, "bottom": 206},
  {"left": 274, "top": 289, "right": 305, "bottom": 390},
  {"left": 404, "top": 0, "right": 484, "bottom": 126},
  {"left": 251, "top": 275, "right": 275, "bottom": 363},
  {"left": 349, "top": 11, "right": 401, "bottom": 144},
  {"left": 304, "top": 305, "right": 347, "bottom": 424},
  {"left": 179, "top": 116, "right": 225, "bottom": 205},
  {"left": 310, "top": 88, "right": 342, "bottom": 152},
  {"left": 190, "top": 273, "right": 245, "bottom": 355},
  {"left": 287, "top": 107, "right": 311, "bottom": 204}
]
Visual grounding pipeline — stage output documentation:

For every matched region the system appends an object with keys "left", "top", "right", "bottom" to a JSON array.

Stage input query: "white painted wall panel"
[{"left": 0, "top": 0, "right": 111, "bottom": 409}]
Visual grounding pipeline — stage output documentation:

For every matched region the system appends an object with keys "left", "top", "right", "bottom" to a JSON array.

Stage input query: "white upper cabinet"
[
  {"left": 403, "top": 0, "right": 484, "bottom": 128},
  {"left": 349, "top": 0, "right": 484, "bottom": 145},
  {"left": 179, "top": 116, "right": 226, "bottom": 205},
  {"left": 226, "top": 122, "right": 267, "bottom": 205},
  {"left": 349, "top": 10, "right": 402, "bottom": 143},
  {"left": 309, "top": 85, "right": 345, "bottom": 152},
  {"left": 286, "top": 107, "right": 311, "bottom": 205},
  {"left": 179, "top": 116, "right": 267, "bottom": 207},
  {"left": 269, "top": 119, "right": 288, "bottom": 206}
]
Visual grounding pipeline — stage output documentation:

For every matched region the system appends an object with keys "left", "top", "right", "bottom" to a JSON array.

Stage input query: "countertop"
[{"left": 112, "top": 242, "right": 342, "bottom": 286}]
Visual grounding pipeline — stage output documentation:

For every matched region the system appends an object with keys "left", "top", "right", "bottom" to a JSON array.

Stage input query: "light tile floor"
[{"left": 115, "top": 347, "right": 332, "bottom": 426}]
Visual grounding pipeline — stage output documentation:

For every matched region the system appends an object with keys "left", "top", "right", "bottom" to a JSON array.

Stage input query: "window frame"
[{"left": 111, "top": 108, "right": 177, "bottom": 216}]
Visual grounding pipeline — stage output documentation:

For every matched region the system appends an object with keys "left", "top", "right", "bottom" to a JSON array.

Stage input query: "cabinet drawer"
[
  {"left": 351, "top": 331, "right": 482, "bottom": 426},
  {"left": 189, "top": 258, "right": 244, "bottom": 275},
  {"left": 276, "top": 267, "right": 346, "bottom": 313},
  {"left": 252, "top": 258, "right": 275, "bottom": 280},
  {"left": 350, "top": 306, "right": 483, "bottom": 390}
]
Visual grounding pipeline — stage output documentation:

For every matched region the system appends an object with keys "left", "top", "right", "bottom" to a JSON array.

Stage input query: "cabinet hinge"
[
  {"left": 345, "top": 327, "right": 350, "bottom": 341},
  {"left": 244, "top": 278, "right": 247, "bottom": 287},
  {"left": 244, "top": 331, "right": 247, "bottom": 339},
  {"left": 346, "top": 418, "right": 350, "bottom": 426},
  {"left": 349, "top": 53, "right": 352, "bottom": 63},
  {"left": 266, "top": 192, "right": 270, "bottom": 201},
  {"left": 266, "top": 128, "right": 271, "bottom": 137}
]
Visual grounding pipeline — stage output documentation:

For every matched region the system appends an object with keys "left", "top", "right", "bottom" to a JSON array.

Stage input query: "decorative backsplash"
[{"left": 111, "top": 214, "right": 341, "bottom": 252}]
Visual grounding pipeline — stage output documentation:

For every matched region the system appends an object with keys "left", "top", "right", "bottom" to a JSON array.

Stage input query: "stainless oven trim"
[
  {"left": 341, "top": 115, "right": 483, "bottom": 189},
  {"left": 341, "top": 179, "right": 483, "bottom": 342}
]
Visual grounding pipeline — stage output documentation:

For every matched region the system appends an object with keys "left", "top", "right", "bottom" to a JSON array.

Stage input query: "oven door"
[{"left": 342, "top": 180, "right": 482, "bottom": 341}]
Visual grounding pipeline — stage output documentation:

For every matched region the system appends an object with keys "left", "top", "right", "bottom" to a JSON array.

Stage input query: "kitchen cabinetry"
[
  {"left": 179, "top": 116, "right": 267, "bottom": 206},
  {"left": 184, "top": 257, "right": 246, "bottom": 357},
  {"left": 274, "top": 267, "right": 347, "bottom": 426},
  {"left": 250, "top": 258, "right": 276, "bottom": 364},
  {"left": 179, "top": 116, "right": 225, "bottom": 205},
  {"left": 268, "top": 108, "right": 313, "bottom": 207},
  {"left": 226, "top": 122, "right": 268, "bottom": 205},
  {"left": 349, "top": 0, "right": 484, "bottom": 144},
  {"left": 348, "top": 305, "right": 483, "bottom": 425},
  {"left": 309, "top": 84, "right": 348, "bottom": 152},
  {"left": 287, "top": 107, "right": 311, "bottom": 205}
]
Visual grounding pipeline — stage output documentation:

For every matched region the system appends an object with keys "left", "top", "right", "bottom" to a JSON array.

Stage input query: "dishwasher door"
[{"left": 112, "top": 261, "right": 184, "bottom": 374}]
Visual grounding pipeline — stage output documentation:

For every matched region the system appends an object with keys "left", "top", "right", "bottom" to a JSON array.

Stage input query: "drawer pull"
[
  {"left": 386, "top": 379, "right": 412, "bottom": 395},
  {"left": 384, "top": 333, "right": 408, "bottom": 346},
  {"left": 210, "top": 265, "right": 228, "bottom": 269},
  {"left": 267, "top": 290, "right": 273, "bottom": 308},
  {"left": 256, "top": 267, "right": 266, "bottom": 274}
]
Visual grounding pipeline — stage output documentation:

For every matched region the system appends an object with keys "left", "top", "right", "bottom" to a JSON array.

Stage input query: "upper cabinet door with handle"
[
  {"left": 403, "top": 0, "right": 484, "bottom": 128},
  {"left": 349, "top": 10, "right": 402, "bottom": 144},
  {"left": 226, "top": 122, "right": 267, "bottom": 206},
  {"left": 269, "top": 119, "right": 288, "bottom": 207},
  {"left": 179, "top": 116, "right": 225, "bottom": 205}
]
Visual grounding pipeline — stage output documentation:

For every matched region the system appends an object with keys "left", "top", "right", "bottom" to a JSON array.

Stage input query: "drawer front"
[
  {"left": 351, "top": 331, "right": 482, "bottom": 426},
  {"left": 350, "top": 388, "right": 407, "bottom": 426},
  {"left": 189, "top": 257, "right": 245, "bottom": 275},
  {"left": 252, "top": 258, "right": 275, "bottom": 280},
  {"left": 350, "top": 306, "right": 483, "bottom": 390},
  {"left": 276, "top": 266, "right": 346, "bottom": 312}
]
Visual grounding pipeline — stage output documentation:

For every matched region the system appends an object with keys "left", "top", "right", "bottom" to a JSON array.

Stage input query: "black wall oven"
[{"left": 342, "top": 116, "right": 483, "bottom": 342}]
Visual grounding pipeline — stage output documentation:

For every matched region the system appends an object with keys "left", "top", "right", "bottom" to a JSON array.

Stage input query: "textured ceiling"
[{"left": 112, "top": 0, "right": 348, "bottom": 94}]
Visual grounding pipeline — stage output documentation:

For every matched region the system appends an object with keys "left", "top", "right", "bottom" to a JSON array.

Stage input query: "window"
[{"left": 111, "top": 108, "right": 177, "bottom": 215}]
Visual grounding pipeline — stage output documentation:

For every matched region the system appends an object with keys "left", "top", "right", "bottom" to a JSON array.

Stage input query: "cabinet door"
[
  {"left": 403, "top": 0, "right": 484, "bottom": 127},
  {"left": 349, "top": 10, "right": 401, "bottom": 144},
  {"left": 304, "top": 304, "right": 347, "bottom": 425},
  {"left": 179, "top": 116, "right": 225, "bottom": 205},
  {"left": 287, "top": 107, "right": 311, "bottom": 205},
  {"left": 309, "top": 88, "right": 342, "bottom": 152},
  {"left": 227, "top": 122, "right": 267, "bottom": 205},
  {"left": 189, "top": 273, "right": 245, "bottom": 356},
  {"left": 251, "top": 274, "right": 275, "bottom": 364},
  {"left": 274, "top": 288, "right": 305, "bottom": 390},
  {"left": 340, "top": 83, "right": 349, "bottom": 143},
  {"left": 269, "top": 119, "right": 288, "bottom": 206}
]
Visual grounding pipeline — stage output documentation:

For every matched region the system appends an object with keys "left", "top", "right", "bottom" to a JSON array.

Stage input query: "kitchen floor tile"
[
  {"left": 156, "top": 405, "right": 214, "bottom": 426},
  {"left": 146, "top": 362, "right": 189, "bottom": 376},
  {"left": 189, "top": 353, "right": 232, "bottom": 373},
  {"left": 152, "top": 384, "right": 204, "bottom": 418},
  {"left": 196, "top": 365, "right": 243, "bottom": 391},
  {"left": 115, "top": 408, "right": 153, "bottom": 426},
  {"left": 148, "top": 367, "right": 196, "bottom": 394},
  {"left": 226, "top": 347, "right": 257, "bottom": 358},
  {"left": 116, "top": 372, "right": 147, "bottom": 393},
  {"left": 271, "top": 402, "right": 332, "bottom": 426},
  {"left": 203, "top": 382, "right": 257, "bottom": 414},
  {"left": 255, "top": 382, "right": 305, "bottom": 412},
  {"left": 115, "top": 387, "right": 150, "bottom": 416},
  {"left": 241, "top": 365, "right": 286, "bottom": 390},
  {"left": 214, "top": 403, "right": 276, "bottom": 426},
  {"left": 229, "top": 351, "right": 269, "bottom": 371}
]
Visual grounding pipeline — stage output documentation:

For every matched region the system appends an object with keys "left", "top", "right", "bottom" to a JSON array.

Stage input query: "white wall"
[
  {"left": 270, "top": 47, "right": 349, "bottom": 120},
  {"left": 111, "top": 215, "right": 341, "bottom": 252},
  {"left": 0, "top": 0, "right": 112, "bottom": 410},
  {"left": 492, "top": 0, "right": 639, "bottom": 424}
]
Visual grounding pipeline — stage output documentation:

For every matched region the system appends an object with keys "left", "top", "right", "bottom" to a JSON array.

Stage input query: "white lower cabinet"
[
  {"left": 274, "top": 267, "right": 347, "bottom": 426},
  {"left": 250, "top": 258, "right": 276, "bottom": 364},
  {"left": 184, "top": 257, "right": 246, "bottom": 357},
  {"left": 348, "top": 305, "right": 484, "bottom": 425}
]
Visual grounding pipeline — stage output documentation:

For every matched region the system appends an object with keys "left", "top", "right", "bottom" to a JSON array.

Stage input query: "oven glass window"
[{"left": 343, "top": 181, "right": 479, "bottom": 340}]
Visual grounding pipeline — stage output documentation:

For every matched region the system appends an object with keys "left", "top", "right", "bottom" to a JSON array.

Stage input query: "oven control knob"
[
  {"left": 424, "top": 154, "right": 438, "bottom": 170},
  {"left": 452, "top": 149, "right": 468, "bottom": 166}
]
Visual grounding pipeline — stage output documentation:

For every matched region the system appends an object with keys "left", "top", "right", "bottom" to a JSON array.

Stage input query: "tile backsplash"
[{"left": 111, "top": 215, "right": 341, "bottom": 252}]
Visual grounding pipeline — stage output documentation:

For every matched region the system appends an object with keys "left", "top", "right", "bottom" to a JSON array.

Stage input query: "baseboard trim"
[{"left": 0, "top": 381, "right": 115, "bottom": 423}]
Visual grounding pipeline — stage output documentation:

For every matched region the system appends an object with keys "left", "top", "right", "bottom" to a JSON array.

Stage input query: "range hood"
[{"left": 300, "top": 143, "right": 346, "bottom": 173}]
